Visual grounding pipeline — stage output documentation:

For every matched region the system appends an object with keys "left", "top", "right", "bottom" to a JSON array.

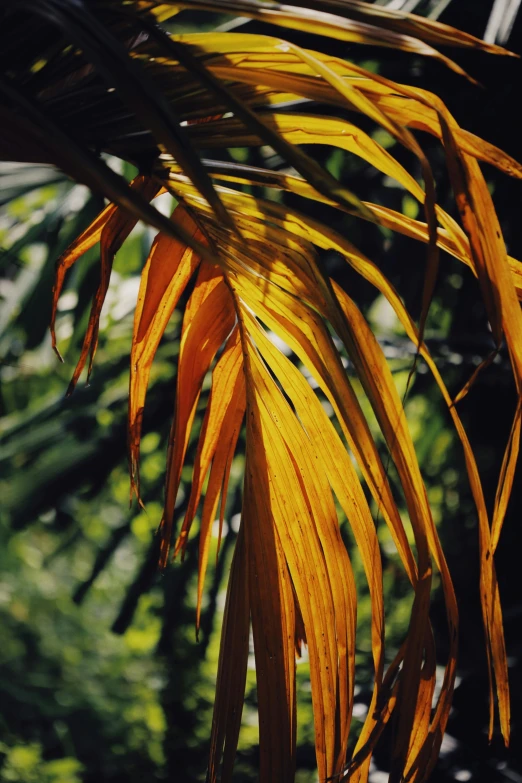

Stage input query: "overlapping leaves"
[{"left": 3, "top": 1, "right": 522, "bottom": 781}]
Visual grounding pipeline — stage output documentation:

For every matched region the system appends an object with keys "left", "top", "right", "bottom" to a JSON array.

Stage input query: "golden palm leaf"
[{"left": 2, "top": 1, "right": 521, "bottom": 780}]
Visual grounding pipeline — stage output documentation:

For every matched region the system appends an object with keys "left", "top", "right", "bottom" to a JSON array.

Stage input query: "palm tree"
[{"left": 1, "top": 2, "right": 521, "bottom": 781}]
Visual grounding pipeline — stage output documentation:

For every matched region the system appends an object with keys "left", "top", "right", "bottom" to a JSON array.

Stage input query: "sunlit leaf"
[{"left": 2, "top": 1, "right": 520, "bottom": 780}]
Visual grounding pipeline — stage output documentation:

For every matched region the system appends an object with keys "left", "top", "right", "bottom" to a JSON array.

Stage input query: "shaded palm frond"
[{"left": 1, "top": 1, "right": 521, "bottom": 781}]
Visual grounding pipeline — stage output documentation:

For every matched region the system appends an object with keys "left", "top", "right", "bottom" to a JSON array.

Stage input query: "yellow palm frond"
[{"left": 2, "top": 1, "right": 521, "bottom": 780}]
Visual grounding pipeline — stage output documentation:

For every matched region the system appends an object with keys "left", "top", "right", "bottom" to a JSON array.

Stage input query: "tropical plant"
[{"left": 1, "top": 1, "right": 521, "bottom": 781}]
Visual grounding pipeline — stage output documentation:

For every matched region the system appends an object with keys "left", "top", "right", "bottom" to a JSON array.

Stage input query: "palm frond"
[{"left": 1, "top": 1, "right": 521, "bottom": 780}]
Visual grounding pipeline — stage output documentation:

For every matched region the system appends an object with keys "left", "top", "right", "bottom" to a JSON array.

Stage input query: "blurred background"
[{"left": 1, "top": 2, "right": 522, "bottom": 781}]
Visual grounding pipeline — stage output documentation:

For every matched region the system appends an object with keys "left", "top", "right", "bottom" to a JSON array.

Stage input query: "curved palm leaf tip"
[{"left": 2, "top": 0, "right": 521, "bottom": 779}]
